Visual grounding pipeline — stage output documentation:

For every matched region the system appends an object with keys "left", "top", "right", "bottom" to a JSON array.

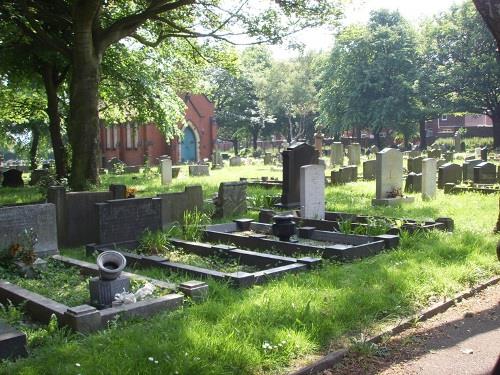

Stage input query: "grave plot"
[
  {"left": 86, "top": 238, "right": 320, "bottom": 288},
  {"left": 204, "top": 218, "right": 399, "bottom": 261},
  {"left": 444, "top": 183, "right": 500, "bottom": 195},
  {"left": 258, "top": 209, "right": 454, "bottom": 235},
  {"left": 0, "top": 255, "right": 193, "bottom": 333}
]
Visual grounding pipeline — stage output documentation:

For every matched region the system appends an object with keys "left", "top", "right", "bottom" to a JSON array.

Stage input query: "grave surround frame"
[
  {"left": 204, "top": 220, "right": 398, "bottom": 261},
  {"left": 86, "top": 238, "right": 320, "bottom": 288}
]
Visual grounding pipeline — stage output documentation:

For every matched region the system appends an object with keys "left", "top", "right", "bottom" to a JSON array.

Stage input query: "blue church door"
[{"left": 181, "top": 126, "right": 197, "bottom": 162}]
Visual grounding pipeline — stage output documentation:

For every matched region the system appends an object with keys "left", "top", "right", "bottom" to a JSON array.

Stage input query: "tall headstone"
[
  {"left": 475, "top": 147, "right": 482, "bottom": 159},
  {"left": 160, "top": 158, "right": 172, "bottom": 185},
  {"left": 347, "top": 143, "right": 361, "bottom": 165},
  {"left": 300, "top": 164, "right": 325, "bottom": 219},
  {"left": 422, "top": 158, "right": 437, "bottom": 200},
  {"left": 404, "top": 173, "right": 422, "bottom": 193},
  {"left": 280, "top": 142, "right": 319, "bottom": 208},
  {"left": 480, "top": 147, "right": 488, "bottom": 161},
  {"left": 263, "top": 153, "right": 273, "bottom": 165},
  {"left": 314, "top": 133, "right": 324, "bottom": 154},
  {"left": 330, "top": 142, "right": 344, "bottom": 166},
  {"left": 372, "top": 148, "right": 414, "bottom": 206},
  {"left": 454, "top": 133, "right": 461, "bottom": 151}
]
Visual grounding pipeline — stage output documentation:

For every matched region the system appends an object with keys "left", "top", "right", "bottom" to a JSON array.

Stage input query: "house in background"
[
  {"left": 100, "top": 94, "right": 217, "bottom": 166},
  {"left": 425, "top": 113, "right": 492, "bottom": 143}
]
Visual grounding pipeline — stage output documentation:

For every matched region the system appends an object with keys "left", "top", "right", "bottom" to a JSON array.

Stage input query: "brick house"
[
  {"left": 425, "top": 113, "right": 492, "bottom": 142},
  {"left": 100, "top": 94, "right": 217, "bottom": 166}
]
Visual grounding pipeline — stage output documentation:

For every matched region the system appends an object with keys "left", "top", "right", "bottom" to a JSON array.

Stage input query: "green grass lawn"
[{"left": 0, "top": 164, "right": 499, "bottom": 375}]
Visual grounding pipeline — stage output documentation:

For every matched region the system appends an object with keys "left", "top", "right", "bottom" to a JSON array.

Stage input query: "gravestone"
[
  {"left": 0, "top": 203, "right": 58, "bottom": 256},
  {"left": 172, "top": 166, "right": 181, "bottom": 178},
  {"left": 428, "top": 149, "right": 441, "bottom": 159},
  {"left": 29, "top": 169, "right": 49, "bottom": 186},
  {"left": 473, "top": 162, "right": 496, "bottom": 184},
  {"left": 280, "top": 142, "right": 319, "bottom": 208},
  {"left": 475, "top": 147, "right": 482, "bottom": 159},
  {"left": 229, "top": 156, "right": 242, "bottom": 166},
  {"left": 314, "top": 133, "right": 324, "bottom": 154},
  {"left": 188, "top": 165, "right": 209, "bottom": 176},
  {"left": 47, "top": 185, "right": 125, "bottom": 247},
  {"left": 0, "top": 321, "right": 27, "bottom": 359},
  {"left": 158, "top": 186, "right": 203, "bottom": 227},
  {"left": 363, "top": 159, "right": 377, "bottom": 180},
  {"left": 438, "top": 163, "right": 462, "bottom": 188},
  {"left": 460, "top": 141, "right": 466, "bottom": 152},
  {"left": 454, "top": 133, "right": 461, "bottom": 151},
  {"left": 404, "top": 173, "right": 422, "bottom": 193},
  {"left": 160, "top": 158, "right": 172, "bottom": 185},
  {"left": 331, "top": 166, "right": 357, "bottom": 185},
  {"left": 480, "top": 147, "right": 488, "bottom": 161},
  {"left": 2, "top": 169, "right": 24, "bottom": 188},
  {"left": 407, "top": 157, "right": 423, "bottom": 174},
  {"left": 370, "top": 145, "right": 379, "bottom": 154},
  {"left": 422, "top": 158, "right": 437, "bottom": 199},
  {"left": 211, "top": 150, "right": 223, "bottom": 169},
  {"left": 444, "top": 151, "right": 454, "bottom": 163},
  {"left": 214, "top": 181, "right": 247, "bottom": 218},
  {"left": 107, "top": 157, "right": 124, "bottom": 171},
  {"left": 300, "top": 164, "right": 325, "bottom": 219},
  {"left": 264, "top": 153, "right": 273, "bottom": 165},
  {"left": 347, "top": 143, "right": 361, "bottom": 165},
  {"left": 372, "top": 148, "right": 414, "bottom": 206},
  {"left": 330, "top": 142, "right": 344, "bottom": 166},
  {"left": 96, "top": 198, "right": 162, "bottom": 244},
  {"left": 462, "top": 159, "right": 483, "bottom": 181}
]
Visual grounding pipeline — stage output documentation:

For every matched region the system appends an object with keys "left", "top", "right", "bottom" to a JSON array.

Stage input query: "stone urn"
[
  {"left": 97, "top": 251, "right": 126, "bottom": 280},
  {"left": 272, "top": 214, "right": 296, "bottom": 242}
]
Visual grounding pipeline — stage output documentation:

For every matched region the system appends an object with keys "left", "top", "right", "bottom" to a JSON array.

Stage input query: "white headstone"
[
  {"left": 421, "top": 158, "right": 437, "bottom": 200},
  {"left": 372, "top": 148, "right": 415, "bottom": 207},
  {"left": 300, "top": 164, "right": 325, "bottom": 219},
  {"left": 330, "top": 142, "right": 344, "bottom": 166},
  {"left": 347, "top": 143, "right": 361, "bottom": 165},
  {"left": 475, "top": 147, "right": 482, "bottom": 159},
  {"left": 160, "top": 158, "right": 172, "bottom": 185}
]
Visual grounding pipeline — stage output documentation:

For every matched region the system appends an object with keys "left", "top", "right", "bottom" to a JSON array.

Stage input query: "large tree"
[
  {"left": 424, "top": 2, "right": 500, "bottom": 147},
  {"left": 0, "top": 1, "right": 342, "bottom": 190},
  {"left": 320, "top": 10, "right": 419, "bottom": 147}
]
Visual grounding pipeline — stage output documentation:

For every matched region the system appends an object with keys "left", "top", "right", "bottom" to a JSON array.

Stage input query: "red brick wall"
[{"left": 100, "top": 94, "right": 216, "bottom": 166}]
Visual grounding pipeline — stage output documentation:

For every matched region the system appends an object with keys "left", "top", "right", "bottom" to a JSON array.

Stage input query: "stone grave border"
[
  {"left": 0, "top": 255, "right": 200, "bottom": 333},
  {"left": 86, "top": 238, "right": 320, "bottom": 288},
  {"left": 444, "top": 183, "right": 500, "bottom": 195},
  {"left": 204, "top": 220, "right": 398, "bottom": 261},
  {"left": 258, "top": 209, "right": 453, "bottom": 235}
]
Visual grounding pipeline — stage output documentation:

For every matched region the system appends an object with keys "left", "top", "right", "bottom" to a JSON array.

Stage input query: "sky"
[{"left": 270, "top": 0, "right": 465, "bottom": 59}]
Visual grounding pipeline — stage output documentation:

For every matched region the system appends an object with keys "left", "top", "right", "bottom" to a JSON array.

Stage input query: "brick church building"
[{"left": 100, "top": 94, "right": 217, "bottom": 166}]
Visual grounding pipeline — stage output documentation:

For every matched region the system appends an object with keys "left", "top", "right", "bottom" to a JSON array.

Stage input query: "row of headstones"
[{"left": 1, "top": 168, "right": 51, "bottom": 188}]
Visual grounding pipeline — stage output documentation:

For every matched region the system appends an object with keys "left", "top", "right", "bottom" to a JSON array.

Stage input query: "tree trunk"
[
  {"left": 419, "top": 118, "right": 427, "bottom": 151},
  {"left": 29, "top": 124, "right": 40, "bottom": 170},
  {"left": 41, "top": 64, "right": 67, "bottom": 179},
  {"left": 68, "top": 8, "right": 100, "bottom": 190},
  {"left": 252, "top": 131, "right": 258, "bottom": 151},
  {"left": 232, "top": 139, "right": 239, "bottom": 155},
  {"left": 492, "top": 107, "right": 500, "bottom": 149},
  {"left": 473, "top": 0, "right": 500, "bottom": 53}
]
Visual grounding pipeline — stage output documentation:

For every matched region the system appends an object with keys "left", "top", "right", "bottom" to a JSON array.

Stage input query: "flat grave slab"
[
  {"left": 86, "top": 239, "right": 320, "bottom": 288},
  {"left": 0, "top": 321, "right": 27, "bottom": 360},
  {"left": 204, "top": 219, "right": 398, "bottom": 261}
]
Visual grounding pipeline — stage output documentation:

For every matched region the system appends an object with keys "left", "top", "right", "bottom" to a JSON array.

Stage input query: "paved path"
[{"left": 325, "top": 282, "right": 500, "bottom": 375}]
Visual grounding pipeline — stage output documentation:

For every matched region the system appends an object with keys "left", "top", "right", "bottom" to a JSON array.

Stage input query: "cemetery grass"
[{"left": 0, "top": 170, "right": 499, "bottom": 374}]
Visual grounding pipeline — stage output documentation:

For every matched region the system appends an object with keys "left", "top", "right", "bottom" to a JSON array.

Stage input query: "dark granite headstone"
[
  {"left": 480, "top": 147, "right": 488, "bottom": 161},
  {"left": 157, "top": 185, "right": 203, "bottom": 228},
  {"left": 404, "top": 173, "right": 422, "bottom": 193},
  {"left": 96, "top": 198, "right": 162, "bottom": 244},
  {"left": 279, "top": 142, "right": 319, "bottom": 208},
  {"left": 438, "top": 163, "right": 462, "bottom": 189},
  {"left": 2, "top": 169, "right": 24, "bottom": 188},
  {"left": 473, "top": 162, "right": 496, "bottom": 184},
  {"left": 0, "top": 321, "right": 27, "bottom": 359},
  {"left": 363, "top": 160, "right": 377, "bottom": 180}
]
